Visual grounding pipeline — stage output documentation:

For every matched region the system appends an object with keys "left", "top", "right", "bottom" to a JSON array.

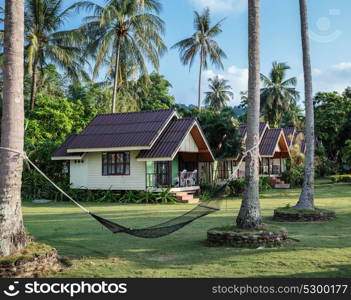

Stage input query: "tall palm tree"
[
  {"left": 0, "top": 0, "right": 27, "bottom": 256},
  {"left": 204, "top": 76, "right": 233, "bottom": 110},
  {"left": 236, "top": 0, "right": 262, "bottom": 229},
  {"left": 25, "top": 0, "right": 88, "bottom": 111},
  {"left": 295, "top": 0, "right": 315, "bottom": 210},
  {"left": 172, "top": 8, "right": 227, "bottom": 109},
  {"left": 260, "top": 61, "right": 300, "bottom": 127},
  {"left": 73, "top": 0, "right": 167, "bottom": 113}
]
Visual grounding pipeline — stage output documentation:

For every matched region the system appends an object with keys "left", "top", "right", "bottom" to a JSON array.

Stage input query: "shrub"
[
  {"left": 329, "top": 174, "right": 351, "bottom": 183},
  {"left": 200, "top": 183, "right": 224, "bottom": 199},
  {"left": 259, "top": 177, "right": 271, "bottom": 192},
  {"left": 228, "top": 179, "right": 245, "bottom": 196},
  {"left": 227, "top": 177, "right": 271, "bottom": 196},
  {"left": 155, "top": 188, "right": 177, "bottom": 204},
  {"left": 282, "top": 165, "right": 304, "bottom": 187}
]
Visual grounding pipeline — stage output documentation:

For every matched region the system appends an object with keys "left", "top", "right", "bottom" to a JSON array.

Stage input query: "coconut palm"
[
  {"left": 25, "top": 0, "right": 88, "bottom": 111},
  {"left": 236, "top": 0, "right": 262, "bottom": 229},
  {"left": 295, "top": 0, "right": 315, "bottom": 210},
  {"left": 172, "top": 8, "right": 227, "bottom": 109},
  {"left": 0, "top": 6, "right": 4, "bottom": 47},
  {"left": 260, "top": 61, "right": 300, "bottom": 127},
  {"left": 204, "top": 76, "right": 233, "bottom": 110},
  {"left": 72, "top": 0, "right": 167, "bottom": 113},
  {"left": 0, "top": 0, "right": 27, "bottom": 256}
]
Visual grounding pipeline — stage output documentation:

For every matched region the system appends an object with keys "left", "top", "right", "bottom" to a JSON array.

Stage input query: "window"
[{"left": 102, "top": 152, "right": 130, "bottom": 176}]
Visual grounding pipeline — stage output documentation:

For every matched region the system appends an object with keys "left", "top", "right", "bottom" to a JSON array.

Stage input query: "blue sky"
[{"left": 7, "top": 0, "right": 351, "bottom": 107}]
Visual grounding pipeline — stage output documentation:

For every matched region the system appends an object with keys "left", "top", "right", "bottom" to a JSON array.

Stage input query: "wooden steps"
[
  {"left": 174, "top": 191, "right": 200, "bottom": 204},
  {"left": 270, "top": 178, "right": 290, "bottom": 189}
]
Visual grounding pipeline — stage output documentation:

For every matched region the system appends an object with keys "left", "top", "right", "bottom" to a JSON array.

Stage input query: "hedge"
[{"left": 329, "top": 174, "right": 351, "bottom": 183}]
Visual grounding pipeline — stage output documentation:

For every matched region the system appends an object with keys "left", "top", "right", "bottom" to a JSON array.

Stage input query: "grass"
[
  {"left": 0, "top": 242, "right": 53, "bottom": 265},
  {"left": 22, "top": 179, "right": 351, "bottom": 278}
]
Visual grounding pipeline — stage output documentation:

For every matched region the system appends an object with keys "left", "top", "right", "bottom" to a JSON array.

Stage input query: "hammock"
[{"left": 0, "top": 146, "right": 256, "bottom": 239}]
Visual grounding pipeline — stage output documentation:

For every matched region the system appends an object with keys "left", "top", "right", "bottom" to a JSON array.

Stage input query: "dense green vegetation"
[{"left": 22, "top": 179, "right": 351, "bottom": 278}]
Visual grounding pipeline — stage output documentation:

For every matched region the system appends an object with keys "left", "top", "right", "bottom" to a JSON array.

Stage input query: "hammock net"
[
  {"left": 89, "top": 187, "right": 226, "bottom": 238},
  {"left": 0, "top": 146, "right": 255, "bottom": 239}
]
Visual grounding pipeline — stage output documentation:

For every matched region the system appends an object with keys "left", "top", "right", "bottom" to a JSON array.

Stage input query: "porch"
[{"left": 145, "top": 152, "right": 212, "bottom": 192}]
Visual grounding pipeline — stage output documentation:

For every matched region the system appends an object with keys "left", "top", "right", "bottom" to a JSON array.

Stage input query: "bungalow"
[
  {"left": 215, "top": 122, "right": 305, "bottom": 183},
  {"left": 52, "top": 109, "right": 215, "bottom": 193}
]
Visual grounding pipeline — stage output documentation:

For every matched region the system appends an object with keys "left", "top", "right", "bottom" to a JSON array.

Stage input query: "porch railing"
[{"left": 146, "top": 171, "right": 198, "bottom": 188}]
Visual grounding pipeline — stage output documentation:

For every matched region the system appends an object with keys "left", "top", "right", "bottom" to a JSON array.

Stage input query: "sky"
[{"left": 6, "top": 0, "right": 351, "bottom": 107}]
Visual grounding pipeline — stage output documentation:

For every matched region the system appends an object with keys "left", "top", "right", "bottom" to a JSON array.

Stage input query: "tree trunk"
[
  {"left": 236, "top": 0, "right": 262, "bottom": 229},
  {"left": 295, "top": 0, "right": 314, "bottom": 210},
  {"left": 0, "top": 0, "right": 27, "bottom": 257},
  {"left": 29, "top": 59, "right": 38, "bottom": 111},
  {"left": 111, "top": 36, "right": 121, "bottom": 113},
  {"left": 198, "top": 52, "right": 203, "bottom": 109}
]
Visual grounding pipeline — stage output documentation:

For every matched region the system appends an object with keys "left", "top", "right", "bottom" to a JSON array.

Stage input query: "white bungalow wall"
[
  {"left": 179, "top": 133, "right": 199, "bottom": 152},
  {"left": 70, "top": 151, "right": 146, "bottom": 190}
]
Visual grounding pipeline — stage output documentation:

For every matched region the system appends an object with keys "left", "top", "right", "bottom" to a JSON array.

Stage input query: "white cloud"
[
  {"left": 189, "top": 0, "right": 247, "bottom": 14},
  {"left": 203, "top": 65, "right": 248, "bottom": 106},
  {"left": 311, "top": 62, "right": 351, "bottom": 93}
]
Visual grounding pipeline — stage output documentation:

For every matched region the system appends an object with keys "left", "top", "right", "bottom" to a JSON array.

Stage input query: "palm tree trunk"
[
  {"left": 29, "top": 59, "right": 38, "bottom": 111},
  {"left": 295, "top": 0, "right": 314, "bottom": 210},
  {"left": 0, "top": 0, "right": 27, "bottom": 257},
  {"left": 236, "top": 0, "right": 262, "bottom": 229},
  {"left": 198, "top": 52, "right": 203, "bottom": 109},
  {"left": 111, "top": 36, "right": 121, "bottom": 113}
]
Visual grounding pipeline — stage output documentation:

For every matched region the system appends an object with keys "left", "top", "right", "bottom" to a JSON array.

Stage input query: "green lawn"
[{"left": 23, "top": 179, "right": 351, "bottom": 278}]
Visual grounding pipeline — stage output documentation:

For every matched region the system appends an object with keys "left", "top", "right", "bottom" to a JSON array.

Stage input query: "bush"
[
  {"left": 228, "top": 179, "right": 245, "bottom": 196},
  {"left": 228, "top": 177, "right": 271, "bottom": 196},
  {"left": 200, "top": 183, "right": 224, "bottom": 200},
  {"left": 282, "top": 165, "right": 304, "bottom": 187},
  {"left": 259, "top": 177, "right": 271, "bottom": 192},
  {"left": 329, "top": 174, "right": 351, "bottom": 183}
]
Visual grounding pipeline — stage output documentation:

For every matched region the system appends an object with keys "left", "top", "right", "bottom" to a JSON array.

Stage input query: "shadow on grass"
[
  {"left": 23, "top": 204, "right": 351, "bottom": 270},
  {"left": 284, "top": 264, "right": 351, "bottom": 278}
]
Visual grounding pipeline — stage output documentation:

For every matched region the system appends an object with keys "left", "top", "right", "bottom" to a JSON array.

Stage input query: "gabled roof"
[
  {"left": 283, "top": 127, "right": 296, "bottom": 147},
  {"left": 52, "top": 109, "right": 177, "bottom": 156},
  {"left": 260, "top": 128, "right": 283, "bottom": 156},
  {"left": 52, "top": 135, "right": 85, "bottom": 160},
  {"left": 239, "top": 122, "right": 268, "bottom": 139},
  {"left": 137, "top": 118, "right": 215, "bottom": 162}
]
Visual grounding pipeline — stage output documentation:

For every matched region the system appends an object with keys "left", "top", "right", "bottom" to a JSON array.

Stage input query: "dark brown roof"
[
  {"left": 137, "top": 118, "right": 196, "bottom": 159},
  {"left": 52, "top": 109, "right": 176, "bottom": 155},
  {"left": 239, "top": 122, "right": 268, "bottom": 138},
  {"left": 260, "top": 128, "right": 282, "bottom": 156},
  {"left": 283, "top": 127, "right": 296, "bottom": 146},
  {"left": 52, "top": 135, "right": 81, "bottom": 157}
]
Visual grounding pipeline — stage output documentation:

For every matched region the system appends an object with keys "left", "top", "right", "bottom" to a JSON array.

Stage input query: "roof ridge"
[{"left": 95, "top": 108, "right": 176, "bottom": 117}]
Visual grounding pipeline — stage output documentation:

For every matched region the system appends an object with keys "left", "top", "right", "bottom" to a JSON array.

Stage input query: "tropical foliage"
[
  {"left": 73, "top": 0, "right": 167, "bottom": 112},
  {"left": 260, "top": 61, "right": 300, "bottom": 127},
  {"left": 204, "top": 76, "right": 233, "bottom": 110},
  {"left": 25, "top": 0, "right": 88, "bottom": 110},
  {"left": 172, "top": 8, "right": 226, "bottom": 108}
]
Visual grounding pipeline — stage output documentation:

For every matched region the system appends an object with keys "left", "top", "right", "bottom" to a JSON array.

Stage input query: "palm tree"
[
  {"left": 73, "top": 0, "right": 167, "bottom": 113},
  {"left": 204, "top": 76, "right": 233, "bottom": 110},
  {"left": 236, "top": 0, "right": 262, "bottom": 229},
  {"left": 25, "top": 0, "right": 88, "bottom": 111},
  {"left": 294, "top": 0, "right": 315, "bottom": 210},
  {"left": 260, "top": 61, "right": 300, "bottom": 127},
  {"left": 0, "top": 0, "right": 27, "bottom": 256},
  {"left": 172, "top": 8, "right": 227, "bottom": 109}
]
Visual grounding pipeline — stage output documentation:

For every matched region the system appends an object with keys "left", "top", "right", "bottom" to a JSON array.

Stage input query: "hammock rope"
[{"left": 0, "top": 144, "right": 258, "bottom": 238}]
